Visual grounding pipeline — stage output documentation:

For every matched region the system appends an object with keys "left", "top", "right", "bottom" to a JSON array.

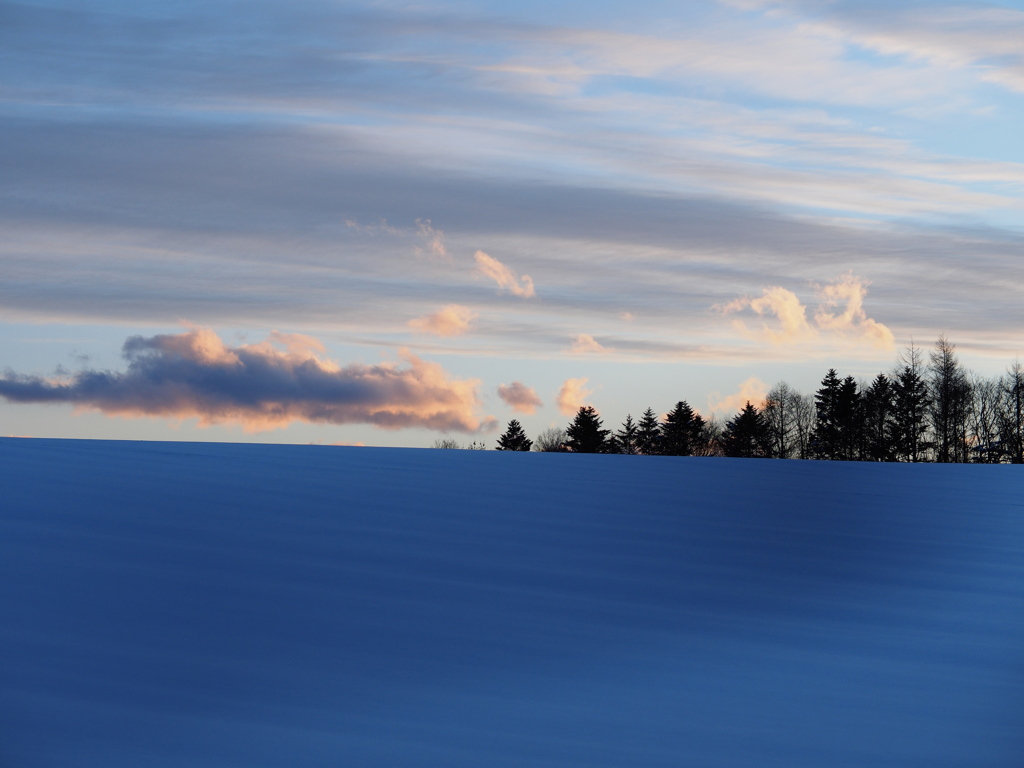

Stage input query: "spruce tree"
[
  {"left": 565, "top": 406, "right": 611, "bottom": 453},
  {"left": 612, "top": 414, "right": 639, "bottom": 455},
  {"left": 862, "top": 373, "right": 894, "bottom": 462},
  {"left": 810, "top": 369, "right": 843, "bottom": 459},
  {"left": 722, "top": 402, "right": 769, "bottom": 458},
  {"left": 660, "top": 400, "right": 703, "bottom": 456},
  {"left": 496, "top": 419, "right": 532, "bottom": 451},
  {"left": 635, "top": 407, "right": 662, "bottom": 455}
]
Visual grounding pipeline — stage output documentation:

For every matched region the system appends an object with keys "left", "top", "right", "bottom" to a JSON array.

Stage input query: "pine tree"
[
  {"left": 635, "top": 407, "right": 662, "bottom": 455},
  {"left": 722, "top": 402, "right": 769, "bottom": 458},
  {"left": 565, "top": 406, "right": 611, "bottom": 453},
  {"left": 496, "top": 419, "right": 532, "bottom": 451},
  {"left": 660, "top": 401, "right": 704, "bottom": 456},
  {"left": 612, "top": 414, "right": 639, "bottom": 455}
]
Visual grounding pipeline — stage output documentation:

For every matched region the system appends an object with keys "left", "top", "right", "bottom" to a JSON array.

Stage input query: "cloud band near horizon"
[{"left": 0, "top": 329, "right": 495, "bottom": 433}]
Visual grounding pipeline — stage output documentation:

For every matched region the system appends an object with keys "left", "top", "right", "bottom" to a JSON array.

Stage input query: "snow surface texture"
[{"left": 1, "top": 438, "right": 1023, "bottom": 767}]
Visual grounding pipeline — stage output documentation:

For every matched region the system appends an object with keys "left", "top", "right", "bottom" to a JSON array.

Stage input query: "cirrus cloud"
[
  {"left": 0, "top": 328, "right": 494, "bottom": 433},
  {"left": 497, "top": 381, "right": 543, "bottom": 414}
]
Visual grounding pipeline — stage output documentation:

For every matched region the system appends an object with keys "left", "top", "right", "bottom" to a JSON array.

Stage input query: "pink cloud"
[
  {"left": 569, "top": 333, "right": 609, "bottom": 354},
  {"left": 707, "top": 377, "right": 769, "bottom": 415},
  {"left": 718, "top": 273, "right": 893, "bottom": 349},
  {"left": 409, "top": 304, "right": 477, "bottom": 337},
  {"left": 557, "top": 377, "right": 593, "bottom": 416},
  {"left": 497, "top": 381, "right": 543, "bottom": 414},
  {"left": 474, "top": 250, "right": 535, "bottom": 298},
  {"left": 0, "top": 328, "right": 495, "bottom": 433}
]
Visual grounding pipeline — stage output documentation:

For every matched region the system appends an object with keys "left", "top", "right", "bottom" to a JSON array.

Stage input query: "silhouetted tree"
[
  {"left": 722, "top": 402, "right": 769, "bottom": 458},
  {"left": 565, "top": 406, "right": 611, "bottom": 453},
  {"left": 660, "top": 401, "right": 704, "bottom": 456},
  {"left": 811, "top": 369, "right": 843, "bottom": 459},
  {"left": 532, "top": 426, "right": 567, "bottom": 452},
  {"left": 432, "top": 438, "right": 461, "bottom": 449},
  {"left": 1000, "top": 361, "right": 1024, "bottom": 463},
  {"left": 763, "top": 382, "right": 798, "bottom": 458},
  {"left": 612, "top": 414, "right": 639, "bottom": 455},
  {"left": 496, "top": 419, "right": 532, "bottom": 451},
  {"left": 892, "top": 343, "right": 930, "bottom": 462},
  {"left": 635, "top": 407, "right": 662, "bottom": 455},
  {"left": 929, "top": 336, "right": 971, "bottom": 463},
  {"left": 862, "top": 373, "right": 895, "bottom": 462},
  {"left": 969, "top": 374, "right": 1003, "bottom": 463}
]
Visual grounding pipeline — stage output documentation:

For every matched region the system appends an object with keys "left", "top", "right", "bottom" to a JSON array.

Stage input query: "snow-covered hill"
[{"left": 1, "top": 438, "right": 1022, "bottom": 766}]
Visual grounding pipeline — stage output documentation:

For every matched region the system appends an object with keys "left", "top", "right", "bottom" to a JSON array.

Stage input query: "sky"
[{"left": 2, "top": 0, "right": 1024, "bottom": 447}]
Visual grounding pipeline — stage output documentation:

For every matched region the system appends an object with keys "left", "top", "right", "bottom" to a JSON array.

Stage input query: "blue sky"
[{"left": 2, "top": 0, "right": 1024, "bottom": 446}]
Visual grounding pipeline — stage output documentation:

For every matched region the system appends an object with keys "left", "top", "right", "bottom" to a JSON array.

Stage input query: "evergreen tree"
[
  {"left": 612, "top": 414, "right": 639, "bottom": 455},
  {"left": 862, "top": 373, "right": 894, "bottom": 462},
  {"left": 660, "top": 401, "right": 704, "bottom": 456},
  {"left": 635, "top": 407, "right": 662, "bottom": 455},
  {"left": 836, "top": 375, "right": 863, "bottom": 460},
  {"left": 892, "top": 343, "right": 930, "bottom": 462},
  {"left": 722, "top": 402, "right": 769, "bottom": 458},
  {"left": 810, "top": 369, "right": 843, "bottom": 459},
  {"left": 496, "top": 419, "right": 532, "bottom": 451},
  {"left": 565, "top": 406, "right": 611, "bottom": 453}
]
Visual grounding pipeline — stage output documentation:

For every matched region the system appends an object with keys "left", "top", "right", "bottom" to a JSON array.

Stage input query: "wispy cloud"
[
  {"left": 0, "top": 328, "right": 494, "bottom": 433},
  {"left": 408, "top": 304, "right": 477, "bottom": 337},
  {"left": 497, "top": 381, "right": 543, "bottom": 414},
  {"left": 474, "top": 250, "right": 536, "bottom": 298},
  {"left": 718, "top": 273, "right": 893, "bottom": 350},
  {"left": 569, "top": 333, "right": 609, "bottom": 354},
  {"left": 557, "top": 377, "right": 593, "bottom": 415},
  {"left": 414, "top": 218, "right": 451, "bottom": 261}
]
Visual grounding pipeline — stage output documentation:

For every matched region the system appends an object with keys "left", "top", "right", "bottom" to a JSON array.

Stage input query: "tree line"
[{"left": 488, "top": 337, "right": 1024, "bottom": 463}]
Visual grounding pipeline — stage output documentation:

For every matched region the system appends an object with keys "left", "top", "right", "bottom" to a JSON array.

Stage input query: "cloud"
[
  {"left": 708, "top": 377, "right": 770, "bottom": 416},
  {"left": 718, "top": 274, "right": 893, "bottom": 349},
  {"left": 408, "top": 304, "right": 477, "bottom": 337},
  {"left": 0, "top": 328, "right": 494, "bottom": 433},
  {"left": 569, "top": 333, "right": 609, "bottom": 354},
  {"left": 414, "top": 218, "right": 451, "bottom": 261},
  {"left": 557, "top": 377, "right": 593, "bottom": 416},
  {"left": 497, "top": 381, "right": 543, "bottom": 414},
  {"left": 474, "top": 250, "right": 535, "bottom": 298},
  {"left": 718, "top": 286, "right": 816, "bottom": 344},
  {"left": 813, "top": 273, "right": 895, "bottom": 349}
]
